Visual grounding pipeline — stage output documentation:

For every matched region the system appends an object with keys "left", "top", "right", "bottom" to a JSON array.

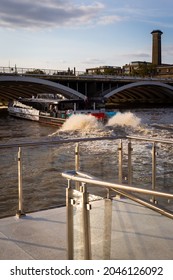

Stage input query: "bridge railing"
[
  {"left": 1, "top": 66, "right": 172, "bottom": 81},
  {"left": 0, "top": 66, "right": 85, "bottom": 77}
]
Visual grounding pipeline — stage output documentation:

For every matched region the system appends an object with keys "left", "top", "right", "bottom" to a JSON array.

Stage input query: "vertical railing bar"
[
  {"left": 128, "top": 140, "right": 133, "bottom": 185},
  {"left": 106, "top": 188, "right": 111, "bottom": 199},
  {"left": 16, "top": 147, "right": 25, "bottom": 217},
  {"left": 81, "top": 183, "right": 91, "bottom": 260},
  {"left": 75, "top": 143, "right": 80, "bottom": 190},
  {"left": 151, "top": 142, "right": 157, "bottom": 204},
  {"left": 118, "top": 139, "right": 123, "bottom": 184},
  {"left": 66, "top": 179, "right": 74, "bottom": 260}
]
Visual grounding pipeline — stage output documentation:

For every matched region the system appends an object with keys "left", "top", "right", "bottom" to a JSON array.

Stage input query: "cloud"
[
  {"left": 163, "top": 45, "right": 173, "bottom": 62},
  {"left": 0, "top": 0, "right": 105, "bottom": 29},
  {"left": 1, "top": 0, "right": 170, "bottom": 31},
  {"left": 123, "top": 52, "right": 150, "bottom": 59},
  {"left": 98, "top": 15, "right": 125, "bottom": 25},
  {"left": 82, "top": 57, "right": 106, "bottom": 65}
]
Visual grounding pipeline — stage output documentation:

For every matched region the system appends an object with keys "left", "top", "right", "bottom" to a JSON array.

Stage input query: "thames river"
[{"left": 0, "top": 108, "right": 173, "bottom": 218}]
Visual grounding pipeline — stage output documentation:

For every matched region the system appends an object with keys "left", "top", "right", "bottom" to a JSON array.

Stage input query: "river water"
[{"left": 0, "top": 108, "right": 173, "bottom": 218}]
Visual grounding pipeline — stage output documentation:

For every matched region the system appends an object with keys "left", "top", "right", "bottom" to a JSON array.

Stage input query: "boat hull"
[
  {"left": 8, "top": 107, "right": 65, "bottom": 126},
  {"left": 8, "top": 107, "right": 39, "bottom": 121},
  {"left": 39, "top": 115, "right": 66, "bottom": 126}
]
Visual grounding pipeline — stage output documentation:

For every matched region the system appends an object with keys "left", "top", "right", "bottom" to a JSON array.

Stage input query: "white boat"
[
  {"left": 8, "top": 100, "right": 40, "bottom": 121},
  {"left": 8, "top": 93, "right": 115, "bottom": 126}
]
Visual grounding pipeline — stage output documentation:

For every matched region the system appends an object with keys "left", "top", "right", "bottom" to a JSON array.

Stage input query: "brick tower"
[{"left": 151, "top": 30, "right": 163, "bottom": 65}]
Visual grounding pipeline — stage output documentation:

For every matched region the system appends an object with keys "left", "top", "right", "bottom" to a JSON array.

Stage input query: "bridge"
[{"left": 1, "top": 66, "right": 173, "bottom": 108}]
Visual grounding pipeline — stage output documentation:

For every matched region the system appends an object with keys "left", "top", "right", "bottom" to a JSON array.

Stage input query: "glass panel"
[
  {"left": 70, "top": 188, "right": 91, "bottom": 260},
  {"left": 89, "top": 198, "right": 112, "bottom": 259},
  {"left": 0, "top": 147, "right": 18, "bottom": 218},
  {"left": 72, "top": 189, "right": 85, "bottom": 259}
]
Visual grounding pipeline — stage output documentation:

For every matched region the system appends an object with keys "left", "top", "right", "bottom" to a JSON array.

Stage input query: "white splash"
[
  {"left": 60, "top": 114, "right": 104, "bottom": 132},
  {"left": 106, "top": 112, "right": 141, "bottom": 128}
]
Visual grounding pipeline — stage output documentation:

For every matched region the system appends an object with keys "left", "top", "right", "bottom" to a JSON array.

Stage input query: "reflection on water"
[{"left": 1, "top": 108, "right": 173, "bottom": 218}]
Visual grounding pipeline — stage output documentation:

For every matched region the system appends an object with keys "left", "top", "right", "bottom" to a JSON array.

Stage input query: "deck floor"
[{"left": 0, "top": 198, "right": 172, "bottom": 260}]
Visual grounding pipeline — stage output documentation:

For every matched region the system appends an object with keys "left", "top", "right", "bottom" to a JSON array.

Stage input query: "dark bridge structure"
[
  {"left": 104, "top": 80, "right": 173, "bottom": 108},
  {"left": 1, "top": 72, "right": 173, "bottom": 108}
]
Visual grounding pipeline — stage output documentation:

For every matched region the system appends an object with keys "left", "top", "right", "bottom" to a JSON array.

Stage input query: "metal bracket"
[
  {"left": 86, "top": 203, "right": 92, "bottom": 210},
  {"left": 70, "top": 199, "right": 76, "bottom": 205}
]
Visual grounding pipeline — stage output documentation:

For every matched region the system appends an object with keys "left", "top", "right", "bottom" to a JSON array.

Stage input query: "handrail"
[
  {"left": 0, "top": 136, "right": 119, "bottom": 149},
  {"left": 62, "top": 170, "right": 173, "bottom": 199},
  {"left": 127, "top": 135, "right": 173, "bottom": 144},
  {"left": 1, "top": 135, "right": 173, "bottom": 149},
  {"left": 62, "top": 170, "right": 173, "bottom": 219},
  {"left": 1, "top": 135, "right": 173, "bottom": 218},
  {"left": 0, "top": 136, "right": 119, "bottom": 217},
  {"left": 0, "top": 66, "right": 84, "bottom": 76}
]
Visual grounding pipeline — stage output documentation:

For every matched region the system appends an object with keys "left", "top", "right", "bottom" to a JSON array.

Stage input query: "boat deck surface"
[{"left": 0, "top": 198, "right": 172, "bottom": 260}]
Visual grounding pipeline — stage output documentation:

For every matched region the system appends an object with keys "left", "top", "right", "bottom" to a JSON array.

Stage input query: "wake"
[
  {"left": 49, "top": 112, "right": 143, "bottom": 138},
  {"left": 106, "top": 112, "right": 141, "bottom": 128},
  {"left": 60, "top": 114, "right": 104, "bottom": 132}
]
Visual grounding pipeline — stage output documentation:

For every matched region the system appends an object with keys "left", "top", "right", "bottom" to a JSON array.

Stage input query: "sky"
[{"left": 0, "top": 0, "right": 173, "bottom": 72}]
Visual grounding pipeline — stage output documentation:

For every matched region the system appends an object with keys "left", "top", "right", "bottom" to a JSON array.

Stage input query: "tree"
[
  {"left": 131, "top": 63, "right": 157, "bottom": 77},
  {"left": 25, "top": 69, "right": 45, "bottom": 75}
]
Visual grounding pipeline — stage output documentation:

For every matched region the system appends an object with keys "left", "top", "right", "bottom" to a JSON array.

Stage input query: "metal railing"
[
  {"left": 0, "top": 66, "right": 84, "bottom": 76},
  {"left": 63, "top": 162, "right": 173, "bottom": 260},
  {"left": 1, "top": 66, "right": 172, "bottom": 81},
  {"left": 62, "top": 170, "right": 173, "bottom": 217},
  {"left": 126, "top": 136, "right": 173, "bottom": 202},
  {"left": 1, "top": 135, "right": 173, "bottom": 259},
  {"left": 62, "top": 169, "right": 173, "bottom": 259},
  {"left": 1, "top": 135, "right": 173, "bottom": 217},
  {"left": 61, "top": 136, "right": 173, "bottom": 259},
  {"left": 0, "top": 136, "right": 119, "bottom": 218}
]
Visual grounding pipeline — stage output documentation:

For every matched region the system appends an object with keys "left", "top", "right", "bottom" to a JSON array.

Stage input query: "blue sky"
[{"left": 0, "top": 0, "right": 173, "bottom": 72}]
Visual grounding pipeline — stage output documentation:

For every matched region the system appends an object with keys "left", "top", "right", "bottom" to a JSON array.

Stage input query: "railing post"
[
  {"left": 75, "top": 143, "right": 80, "bottom": 190},
  {"left": 128, "top": 140, "right": 133, "bottom": 185},
  {"left": 75, "top": 143, "right": 80, "bottom": 171},
  {"left": 81, "top": 183, "right": 91, "bottom": 260},
  {"left": 118, "top": 140, "right": 123, "bottom": 184},
  {"left": 106, "top": 188, "right": 111, "bottom": 199},
  {"left": 16, "top": 147, "right": 25, "bottom": 217},
  {"left": 151, "top": 142, "right": 157, "bottom": 204},
  {"left": 66, "top": 179, "right": 74, "bottom": 260}
]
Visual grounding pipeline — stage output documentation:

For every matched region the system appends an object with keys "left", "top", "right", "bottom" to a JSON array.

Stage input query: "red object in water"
[{"left": 91, "top": 112, "right": 106, "bottom": 120}]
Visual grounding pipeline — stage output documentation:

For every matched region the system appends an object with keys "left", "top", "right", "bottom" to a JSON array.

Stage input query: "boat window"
[
  {"left": 57, "top": 100, "right": 103, "bottom": 111},
  {"left": 36, "top": 94, "right": 55, "bottom": 99},
  {"left": 57, "top": 100, "right": 86, "bottom": 111}
]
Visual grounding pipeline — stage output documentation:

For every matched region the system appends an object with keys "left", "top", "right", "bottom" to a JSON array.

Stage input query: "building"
[
  {"left": 151, "top": 30, "right": 173, "bottom": 78},
  {"left": 85, "top": 30, "right": 173, "bottom": 78},
  {"left": 155, "top": 64, "right": 173, "bottom": 78},
  {"left": 86, "top": 66, "right": 122, "bottom": 75},
  {"left": 122, "top": 61, "right": 152, "bottom": 76},
  {"left": 151, "top": 30, "right": 163, "bottom": 65}
]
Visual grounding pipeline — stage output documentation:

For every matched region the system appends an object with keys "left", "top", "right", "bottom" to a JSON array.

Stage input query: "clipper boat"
[{"left": 8, "top": 93, "right": 116, "bottom": 126}]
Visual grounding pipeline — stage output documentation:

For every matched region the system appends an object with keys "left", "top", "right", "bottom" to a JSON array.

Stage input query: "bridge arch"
[
  {"left": 0, "top": 75, "right": 86, "bottom": 100},
  {"left": 104, "top": 80, "right": 173, "bottom": 107}
]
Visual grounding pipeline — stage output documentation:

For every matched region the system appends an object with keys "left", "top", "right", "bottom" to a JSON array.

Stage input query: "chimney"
[{"left": 151, "top": 30, "right": 163, "bottom": 65}]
